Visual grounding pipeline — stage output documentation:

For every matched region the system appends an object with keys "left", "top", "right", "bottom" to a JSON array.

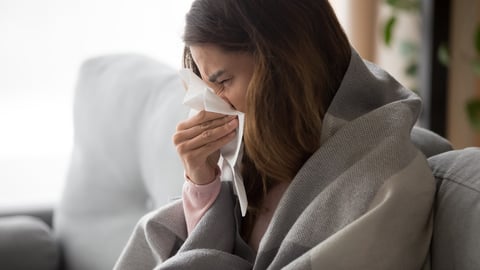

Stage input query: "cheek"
[{"left": 226, "top": 86, "right": 247, "bottom": 112}]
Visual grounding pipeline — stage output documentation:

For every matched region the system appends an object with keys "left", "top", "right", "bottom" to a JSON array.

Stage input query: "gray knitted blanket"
[{"left": 114, "top": 51, "right": 435, "bottom": 270}]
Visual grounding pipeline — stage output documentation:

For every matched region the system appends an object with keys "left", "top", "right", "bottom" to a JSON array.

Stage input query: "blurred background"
[
  {"left": 0, "top": 0, "right": 478, "bottom": 210},
  {"left": 0, "top": 0, "right": 193, "bottom": 210}
]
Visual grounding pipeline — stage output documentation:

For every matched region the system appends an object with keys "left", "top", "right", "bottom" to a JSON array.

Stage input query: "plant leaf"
[
  {"left": 405, "top": 62, "right": 418, "bottom": 77},
  {"left": 472, "top": 59, "right": 480, "bottom": 76},
  {"left": 437, "top": 43, "right": 449, "bottom": 67},
  {"left": 400, "top": 40, "right": 417, "bottom": 57},
  {"left": 386, "top": 0, "right": 419, "bottom": 11},
  {"left": 475, "top": 24, "right": 480, "bottom": 54},
  {"left": 384, "top": 16, "right": 397, "bottom": 46},
  {"left": 386, "top": 0, "right": 399, "bottom": 7},
  {"left": 466, "top": 99, "right": 480, "bottom": 130}
]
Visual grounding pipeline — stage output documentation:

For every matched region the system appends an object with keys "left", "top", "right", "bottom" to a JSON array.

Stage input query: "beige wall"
[
  {"left": 347, "top": 0, "right": 378, "bottom": 61},
  {"left": 329, "top": 0, "right": 378, "bottom": 61},
  {"left": 447, "top": 0, "right": 480, "bottom": 148}
]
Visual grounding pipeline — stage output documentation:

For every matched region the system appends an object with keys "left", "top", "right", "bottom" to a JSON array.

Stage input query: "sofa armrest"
[
  {"left": 0, "top": 215, "right": 59, "bottom": 270},
  {"left": 0, "top": 205, "right": 54, "bottom": 228},
  {"left": 411, "top": 126, "right": 452, "bottom": 158}
]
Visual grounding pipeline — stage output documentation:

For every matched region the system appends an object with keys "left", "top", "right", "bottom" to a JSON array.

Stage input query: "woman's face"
[{"left": 189, "top": 44, "right": 255, "bottom": 113}]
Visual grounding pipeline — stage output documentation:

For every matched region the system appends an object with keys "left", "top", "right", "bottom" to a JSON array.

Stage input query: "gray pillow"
[
  {"left": 0, "top": 216, "right": 58, "bottom": 270},
  {"left": 54, "top": 54, "right": 188, "bottom": 270},
  {"left": 428, "top": 147, "right": 480, "bottom": 270}
]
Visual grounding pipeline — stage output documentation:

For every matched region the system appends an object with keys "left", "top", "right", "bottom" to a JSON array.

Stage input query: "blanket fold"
[{"left": 114, "top": 50, "right": 435, "bottom": 270}]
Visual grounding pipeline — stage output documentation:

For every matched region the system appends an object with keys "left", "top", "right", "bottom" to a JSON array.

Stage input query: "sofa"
[{"left": 0, "top": 54, "right": 478, "bottom": 270}]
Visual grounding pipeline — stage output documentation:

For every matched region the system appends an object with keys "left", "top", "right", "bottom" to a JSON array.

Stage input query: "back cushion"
[
  {"left": 54, "top": 55, "right": 188, "bottom": 270},
  {"left": 428, "top": 147, "right": 480, "bottom": 270}
]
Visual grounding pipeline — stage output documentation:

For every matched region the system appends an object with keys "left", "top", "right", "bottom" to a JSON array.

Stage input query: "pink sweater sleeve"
[{"left": 182, "top": 173, "right": 222, "bottom": 234}]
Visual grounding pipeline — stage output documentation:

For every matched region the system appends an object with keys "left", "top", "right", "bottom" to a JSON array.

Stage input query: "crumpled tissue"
[{"left": 179, "top": 68, "right": 248, "bottom": 216}]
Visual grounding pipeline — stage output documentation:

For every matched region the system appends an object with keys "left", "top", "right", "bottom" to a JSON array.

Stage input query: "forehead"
[
  {"left": 189, "top": 44, "right": 252, "bottom": 77},
  {"left": 190, "top": 45, "right": 230, "bottom": 73}
]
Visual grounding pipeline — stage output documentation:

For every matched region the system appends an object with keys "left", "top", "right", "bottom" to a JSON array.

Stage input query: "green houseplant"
[{"left": 383, "top": 0, "right": 480, "bottom": 131}]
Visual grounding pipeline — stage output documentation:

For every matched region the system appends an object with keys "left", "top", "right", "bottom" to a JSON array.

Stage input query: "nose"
[{"left": 220, "top": 96, "right": 236, "bottom": 110}]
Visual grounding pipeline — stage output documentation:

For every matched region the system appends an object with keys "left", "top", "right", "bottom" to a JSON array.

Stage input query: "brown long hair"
[{"left": 183, "top": 0, "right": 351, "bottom": 239}]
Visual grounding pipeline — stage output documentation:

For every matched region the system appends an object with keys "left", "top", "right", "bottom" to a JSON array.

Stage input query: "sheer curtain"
[{"left": 0, "top": 0, "right": 193, "bottom": 209}]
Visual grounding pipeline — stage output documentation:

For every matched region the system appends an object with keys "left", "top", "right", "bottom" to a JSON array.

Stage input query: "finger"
[
  {"left": 181, "top": 130, "right": 237, "bottom": 164},
  {"left": 173, "top": 114, "right": 236, "bottom": 144},
  {"left": 177, "top": 110, "right": 228, "bottom": 131},
  {"left": 176, "top": 118, "right": 238, "bottom": 153},
  {"left": 183, "top": 118, "right": 238, "bottom": 151}
]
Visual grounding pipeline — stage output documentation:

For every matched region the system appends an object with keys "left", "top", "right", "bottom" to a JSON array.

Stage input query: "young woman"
[{"left": 115, "top": 0, "right": 435, "bottom": 269}]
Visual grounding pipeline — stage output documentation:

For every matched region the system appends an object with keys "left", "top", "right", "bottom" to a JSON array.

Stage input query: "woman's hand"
[{"left": 173, "top": 111, "right": 238, "bottom": 185}]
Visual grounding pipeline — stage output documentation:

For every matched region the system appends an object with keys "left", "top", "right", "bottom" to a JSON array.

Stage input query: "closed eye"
[
  {"left": 218, "top": 78, "right": 231, "bottom": 85},
  {"left": 214, "top": 78, "right": 231, "bottom": 94}
]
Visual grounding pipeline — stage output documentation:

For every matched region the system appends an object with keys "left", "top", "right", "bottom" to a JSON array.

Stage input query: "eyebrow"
[{"left": 208, "top": 70, "right": 226, "bottom": 83}]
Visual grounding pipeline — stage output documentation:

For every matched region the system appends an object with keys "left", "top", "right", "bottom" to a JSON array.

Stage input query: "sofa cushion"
[
  {"left": 428, "top": 147, "right": 480, "bottom": 270},
  {"left": 0, "top": 216, "right": 58, "bottom": 270},
  {"left": 411, "top": 127, "right": 452, "bottom": 158},
  {"left": 54, "top": 54, "right": 188, "bottom": 270}
]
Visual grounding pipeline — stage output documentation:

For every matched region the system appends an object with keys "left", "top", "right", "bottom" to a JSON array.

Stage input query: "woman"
[{"left": 114, "top": 0, "right": 435, "bottom": 269}]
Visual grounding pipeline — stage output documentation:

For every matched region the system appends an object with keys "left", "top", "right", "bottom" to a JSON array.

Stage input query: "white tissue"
[{"left": 179, "top": 68, "right": 248, "bottom": 217}]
